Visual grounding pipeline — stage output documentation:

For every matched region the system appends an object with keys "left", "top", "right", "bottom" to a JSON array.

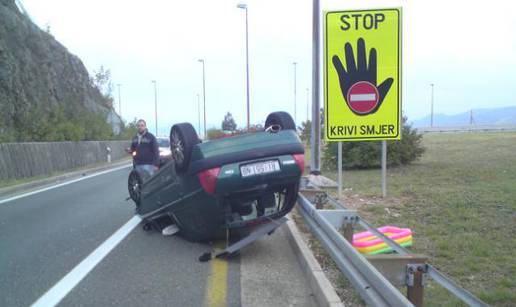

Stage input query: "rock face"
[{"left": 0, "top": 0, "right": 122, "bottom": 140}]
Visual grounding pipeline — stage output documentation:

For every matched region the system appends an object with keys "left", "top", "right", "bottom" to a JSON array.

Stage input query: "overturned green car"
[{"left": 128, "top": 112, "right": 304, "bottom": 243}]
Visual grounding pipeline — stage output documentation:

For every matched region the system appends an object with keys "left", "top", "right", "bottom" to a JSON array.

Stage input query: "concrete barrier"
[{"left": 0, "top": 141, "right": 130, "bottom": 181}]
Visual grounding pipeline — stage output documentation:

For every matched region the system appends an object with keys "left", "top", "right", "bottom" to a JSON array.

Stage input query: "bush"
[
  {"left": 3, "top": 104, "right": 118, "bottom": 143},
  {"left": 116, "top": 118, "right": 138, "bottom": 140},
  {"left": 298, "top": 120, "right": 311, "bottom": 145},
  {"left": 207, "top": 128, "right": 226, "bottom": 140},
  {"left": 323, "top": 116, "right": 425, "bottom": 170}
]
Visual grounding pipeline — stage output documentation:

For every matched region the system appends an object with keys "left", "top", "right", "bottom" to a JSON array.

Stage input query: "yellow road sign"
[{"left": 324, "top": 8, "right": 402, "bottom": 141}]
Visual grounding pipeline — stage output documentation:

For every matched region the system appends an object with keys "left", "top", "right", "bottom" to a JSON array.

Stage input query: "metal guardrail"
[{"left": 297, "top": 184, "right": 489, "bottom": 307}]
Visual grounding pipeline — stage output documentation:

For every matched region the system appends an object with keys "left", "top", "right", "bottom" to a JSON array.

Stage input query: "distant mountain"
[{"left": 411, "top": 106, "right": 516, "bottom": 127}]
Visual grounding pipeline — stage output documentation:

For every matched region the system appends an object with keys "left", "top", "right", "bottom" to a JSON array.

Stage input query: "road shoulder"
[{"left": 240, "top": 225, "right": 318, "bottom": 307}]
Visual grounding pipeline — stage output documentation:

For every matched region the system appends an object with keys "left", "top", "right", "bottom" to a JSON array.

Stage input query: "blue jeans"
[{"left": 135, "top": 164, "right": 156, "bottom": 176}]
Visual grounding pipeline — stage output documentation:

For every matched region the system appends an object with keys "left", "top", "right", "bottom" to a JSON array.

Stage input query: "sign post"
[
  {"left": 382, "top": 140, "right": 387, "bottom": 197},
  {"left": 324, "top": 8, "right": 402, "bottom": 197},
  {"left": 310, "top": 0, "right": 322, "bottom": 175},
  {"left": 338, "top": 141, "right": 342, "bottom": 198}
]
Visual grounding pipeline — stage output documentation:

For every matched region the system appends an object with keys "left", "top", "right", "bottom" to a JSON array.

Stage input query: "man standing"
[{"left": 129, "top": 119, "right": 159, "bottom": 176}]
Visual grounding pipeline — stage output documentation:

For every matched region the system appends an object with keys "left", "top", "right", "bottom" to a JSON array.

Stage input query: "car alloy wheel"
[{"left": 170, "top": 131, "right": 184, "bottom": 165}]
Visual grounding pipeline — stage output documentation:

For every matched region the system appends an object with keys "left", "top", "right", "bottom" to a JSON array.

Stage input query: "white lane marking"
[
  {"left": 31, "top": 215, "right": 142, "bottom": 307},
  {"left": 0, "top": 164, "right": 131, "bottom": 205},
  {"left": 350, "top": 93, "right": 376, "bottom": 101}
]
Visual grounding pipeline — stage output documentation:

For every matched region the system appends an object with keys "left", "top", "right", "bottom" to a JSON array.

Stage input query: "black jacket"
[{"left": 130, "top": 130, "right": 159, "bottom": 166}]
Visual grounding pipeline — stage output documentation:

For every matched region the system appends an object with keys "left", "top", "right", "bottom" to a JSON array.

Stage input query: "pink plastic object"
[{"left": 352, "top": 226, "right": 412, "bottom": 248}]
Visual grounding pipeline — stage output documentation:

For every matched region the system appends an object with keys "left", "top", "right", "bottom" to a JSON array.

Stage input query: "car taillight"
[
  {"left": 198, "top": 167, "right": 221, "bottom": 195},
  {"left": 293, "top": 154, "right": 305, "bottom": 174}
]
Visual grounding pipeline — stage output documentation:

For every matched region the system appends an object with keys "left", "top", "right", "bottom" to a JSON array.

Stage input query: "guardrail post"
[
  {"left": 342, "top": 222, "right": 353, "bottom": 243},
  {"left": 406, "top": 264, "right": 427, "bottom": 307}
]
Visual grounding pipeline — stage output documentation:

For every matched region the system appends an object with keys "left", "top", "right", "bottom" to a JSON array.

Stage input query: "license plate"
[{"left": 240, "top": 160, "right": 280, "bottom": 177}]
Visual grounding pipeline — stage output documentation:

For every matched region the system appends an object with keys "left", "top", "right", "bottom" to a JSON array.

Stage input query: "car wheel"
[
  {"left": 170, "top": 123, "right": 200, "bottom": 172},
  {"left": 128, "top": 169, "right": 144, "bottom": 205},
  {"left": 265, "top": 111, "right": 296, "bottom": 131}
]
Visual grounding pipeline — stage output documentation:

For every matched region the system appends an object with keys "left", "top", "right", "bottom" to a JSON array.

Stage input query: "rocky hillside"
[{"left": 0, "top": 0, "right": 122, "bottom": 142}]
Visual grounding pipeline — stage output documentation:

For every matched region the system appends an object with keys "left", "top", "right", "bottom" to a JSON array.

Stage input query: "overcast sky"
[{"left": 21, "top": 0, "right": 516, "bottom": 135}]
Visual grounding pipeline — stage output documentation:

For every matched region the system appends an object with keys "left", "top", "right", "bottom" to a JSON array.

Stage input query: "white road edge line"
[
  {"left": 0, "top": 164, "right": 131, "bottom": 205},
  {"left": 31, "top": 215, "right": 142, "bottom": 307}
]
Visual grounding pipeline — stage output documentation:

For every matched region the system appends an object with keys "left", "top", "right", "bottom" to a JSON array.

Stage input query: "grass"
[{"left": 317, "top": 132, "right": 516, "bottom": 306}]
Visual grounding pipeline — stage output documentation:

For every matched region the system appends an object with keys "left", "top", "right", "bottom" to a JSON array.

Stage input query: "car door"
[{"left": 139, "top": 161, "right": 183, "bottom": 215}]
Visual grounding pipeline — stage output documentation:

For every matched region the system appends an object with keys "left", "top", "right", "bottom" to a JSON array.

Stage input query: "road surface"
[{"left": 0, "top": 165, "right": 316, "bottom": 307}]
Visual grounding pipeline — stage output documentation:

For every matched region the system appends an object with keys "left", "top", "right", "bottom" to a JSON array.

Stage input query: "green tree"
[
  {"left": 297, "top": 107, "right": 324, "bottom": 144},
  {"left": 298, "top": 120, "right": 311, "bottom": 144},
  {"left": 116, "top": 118, "right": 138, "bottom": 140},
  {"left": 91, "top": 65, "right": 114, "bottom": 108},
  {"left": 323, "top": 116, "right": 425, "bottom": 170},
  {"left": 221, "top": 112, "right": 237, "bottom": 131}
]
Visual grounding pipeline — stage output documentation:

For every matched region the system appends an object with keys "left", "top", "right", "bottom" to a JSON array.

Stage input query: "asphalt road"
[{"left": 0, "top": 166, "right": 315, "bottom": 307}]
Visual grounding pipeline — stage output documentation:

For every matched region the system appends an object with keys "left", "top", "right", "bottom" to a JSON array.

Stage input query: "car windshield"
[{"left": 157, "top": 138, "right": 169, "bottom": 148}]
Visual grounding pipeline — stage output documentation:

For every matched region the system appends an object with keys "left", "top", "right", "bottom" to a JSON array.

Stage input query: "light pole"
[
  {"left": 197, "top": 94, "right": 201, "bottom": 134},
  {"left": 293, "top": 62, "right": 297, "bottom": 124},
  {"left": 152, "top": 80, "right": 158, "bottom": 135},
  {"left": 198, "top": 59, "right": 206, "bottom": 139},
  {"left": 237, "top": 3, "right": 250, "bottom": 130},
  {"left": 430, "top": 83, "right": 434, "bottom": 127},
  {"left": 117, "top": 83, "right": 122, "bottom": 117}
]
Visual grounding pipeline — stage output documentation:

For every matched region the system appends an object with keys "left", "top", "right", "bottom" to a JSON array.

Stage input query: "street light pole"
[
  {"left": 198, "top": 59, "right": 207, "bottom": 139},
  {"left": 237, "top": 3, "right": 250, "bottom": 130},
  {"left": 197, "top": 94, "right": 201, "bottom": 134},
  {"left": 293, "top": 62, "right": 297, "bottom": 124},
  {"left": 152, "top": 80, "right": 158, "bottom": 135},
  {"left": 117, "top": 83, "right": 122, "bottom": 118},
  {"left": 430, "top": 83, "right": 434, "bottom": 127}
]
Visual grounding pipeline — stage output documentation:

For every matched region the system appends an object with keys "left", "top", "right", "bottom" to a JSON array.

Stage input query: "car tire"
[
  {"left": 265, "top": 111, "right": 296, "bottom": 131},
  {"left": 170, "top": 123, "right": 200, "bottom": 172},
  {"left": 128, "top": 169, "right": 149, "bottom": 206}
]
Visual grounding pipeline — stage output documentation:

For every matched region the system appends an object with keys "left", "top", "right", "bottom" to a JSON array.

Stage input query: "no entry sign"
[
  {"left": 347, "top": 81, "right": 380, "bottom": 115},
  {"left": 324, "top": 8, "right": 402, "bottom": 141}
]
